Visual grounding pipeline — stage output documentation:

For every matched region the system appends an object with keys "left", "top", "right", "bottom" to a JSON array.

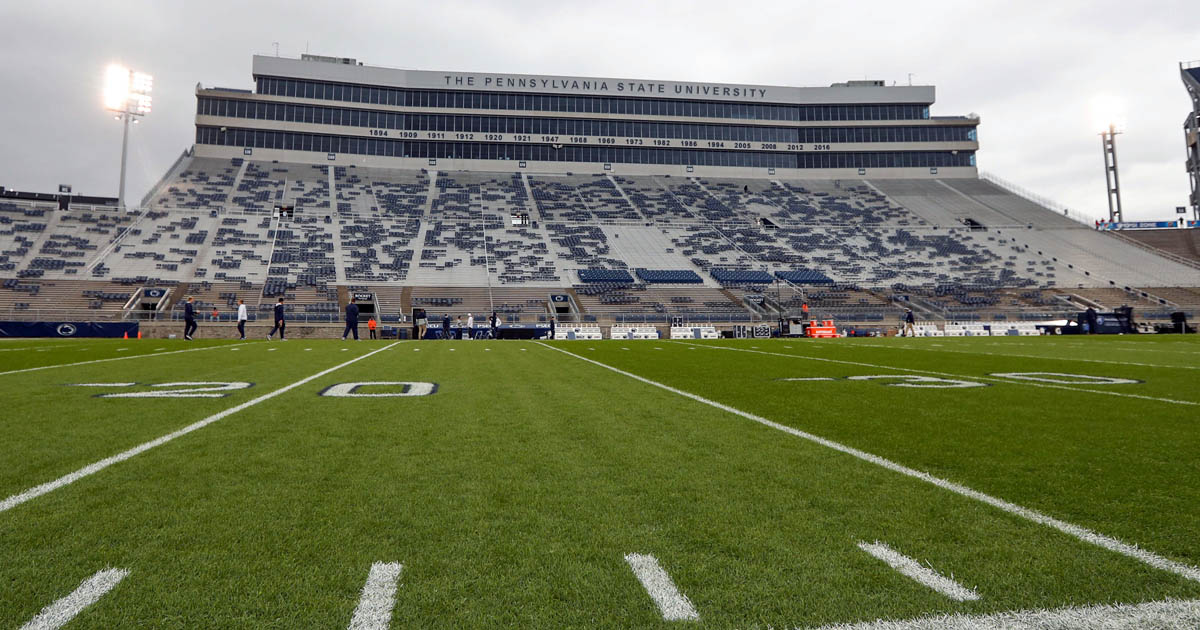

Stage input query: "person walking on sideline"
[
  {"left": 236, "top": 299, "right": 248, "bottom": 340},
  {"left": 267, "top": 298, "right": 287, "bottom": 340},
  {"left": 368, "top": 317, "right": 377, "bottom": 340},
  {"left": 442, "top": 313, "right": 451, "bottom": 340},
  {"left": 548, "top": 315, "right": 556, "bottom": 340},
  {"left": 414, "top": 308, "right": 427, "bottom": 340},
  {"left": 903, "top": 308, "right": 916, "bottom": 337},
  {"left": 489, "top": 311, "right": 499, "bottom": 339},
  {"left": 465, "top": 313, "right": 474, "bottom": 340},
  {"left": 342, "top": 297, "right": 360, "bottom": 341},
  {"left": 183, "top": 296, "right": 198, "bottom": 340}
]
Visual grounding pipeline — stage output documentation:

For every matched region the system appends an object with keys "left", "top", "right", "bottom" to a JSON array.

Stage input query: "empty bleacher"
[{"left": 4, "top": 161, "right": 1198, "bottom": 325}]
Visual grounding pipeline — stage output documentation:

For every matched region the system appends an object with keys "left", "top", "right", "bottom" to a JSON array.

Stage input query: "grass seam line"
[
  {"left": 673, "top": 341, "right": 1198, "bottom": 406},
  {"left": 535, "top": 342, "right": 1200, "bottom": 584},
  {"left": 857, "top": 541, "right": 979, "bottom": 602},
  {"left": 19, "top": 568, "right": 129, "bottom": 630},
  {"left": 0, "top": 342, "right": 401, "bottom": 515},
  {"left": 347, "top": 562, "right": 404, "bottom": 630},
  {"left": 0, "top": 343, "right": 247, "bottom": 377}
]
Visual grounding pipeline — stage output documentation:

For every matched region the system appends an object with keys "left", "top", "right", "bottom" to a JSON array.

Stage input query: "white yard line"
[
  {"left": 0, "top": 344, "right": 240, "bottom": 378},
  {"left": 347, "top": 562, "right": 403, "bottom": 630},
  {"left": 857, "top": 541, "right": 978, "bottom": 601},
  {"left": 852, "top": 341, "right": 1200, "bottom": 371},
  {"left": 19, "top": 568, "right": 129, "bottom": 630},
  {"left": 535, "top": 342, "right": 1200, "bottom": 584},
  {"left": 671, "top": 342, "right": 1198, "bottom": 407},
  {"left": 806, "top": 597, "right": 1200, "bottom": 630},
  {"left": 0, "top": 342, "right": 401, "bottom": 515},
  {"left": 624, "top": 553, "right": 699, "bottom": 621}
]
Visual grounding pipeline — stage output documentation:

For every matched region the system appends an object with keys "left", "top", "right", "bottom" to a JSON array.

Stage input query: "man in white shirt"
[
  {"left": 465, "top": 313, "right": 474, "bottom": 340},
  {"left": 236, "top": 299, "right": 248, "bottom": 340}
]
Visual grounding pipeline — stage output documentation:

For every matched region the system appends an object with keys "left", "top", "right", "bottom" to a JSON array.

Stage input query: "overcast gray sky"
[{"left": 1, "top": 0, "right": 1197, "bottom": 221}]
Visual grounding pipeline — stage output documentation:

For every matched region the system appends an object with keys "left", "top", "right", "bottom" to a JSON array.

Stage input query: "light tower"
[
  {"left": 103, "top": 64, "right": 153, "bottom": 211},
  {"left": 1182, "top": 61, "right": 1200, "bottom": 221},
  {"left": 1100, "top": 123, "right": 1123, "bottom": 223}
]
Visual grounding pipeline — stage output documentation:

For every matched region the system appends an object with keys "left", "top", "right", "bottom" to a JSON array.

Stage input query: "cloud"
[{"left": 0, "top": 0, "right": 1195, "bottom": 219}]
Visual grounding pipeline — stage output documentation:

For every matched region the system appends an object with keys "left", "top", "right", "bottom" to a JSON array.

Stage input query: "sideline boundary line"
[
  {"left": 850, "top": 340, "right": 1200, "bottom": 371},
  {"left": 807, "top": 597, "right": 1200, "bottom": 629},
  {"left": 671, "top": 341, "right": 1198, "bottom": 406},
  {"left": 534, "top": 342, "right": 1200, "bottom": 584},
  {"left": 0, "top": 342, "right": 401, "bottom": 514},
  {"left": 0, "top": 343, "right": 246, "bottom": 377}
]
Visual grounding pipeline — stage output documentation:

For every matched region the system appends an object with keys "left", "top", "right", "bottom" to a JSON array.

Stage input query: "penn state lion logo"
[{"left": 56, "top": 323, "right": 77, "bottom": 337}]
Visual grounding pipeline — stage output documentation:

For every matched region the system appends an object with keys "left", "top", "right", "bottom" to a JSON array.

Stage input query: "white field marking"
[
  {"left": 0, "top": 342, "right": 401, "bottom": 514},
  {"left": 672, "top": 342, "right": 1199, "bottom": 407},
  {"left": 347, "top": 562, "right": 403, "bottom": 630},
  {"left": 154, "top": 348, "right": 165, "bottom": 351},
  {"left": 230, "top": 348, "right": 240, "bottom": 352},
  {"left": 19, "top": 567, "right": 129, "bottom": 630},
  {"left": 341, "top": 348, "right": 349, "bottom": 352},
  {"left": 413, "top": 348, "right": 420, "bottom": 351},
  {"left": 806, "top": 597, "right": 1200, "bottom": 630},
  {"left": 535, "top": 342, "right": 1200, "bottom": 584},
  {"left": 992, "top": 372, "right": 1141, "bottom": 385},
  {"left": 69, "top": 382, "right": 137, "bottom": 387},
  {"left": 654, "top": 347, "right": 663, "bottom": 350},
  {"left": 305, "top": 348, "right": 312, "bottom": 351},
  {"left": 852, "top": 341, "right": 1200, "bottom": 371},
  {"left": 485, "top": 348, "right": 491, "bottom": 351},
  {"left": 521, "top": 348, "right": 526, "bottom": 351},
  {"left": 857, "top": 541, "right": 978, "bottom": 602},
  {"left": 0, "top": 344, "right": 238, "bottom": 378},
  {"left": 115, "top": 348, "right": 129, "bottom": 352},
  {"left": 449, "top": 348, "right": 455, "bottom": 351},
  {"left": 623, "top": 553, "right": 699, "bottom": 621},
  {"left": 846, "top": 375, "right": 986, "bottom": 389},
  {"left": 94, "top": 382, "right": 253, "bottom": 399},
  {"left": 321, "top": 382, "right": 436, "bottom": 397},
  {"left": 779, "top": 377, "right": 836, "bottom": 381},
  {"left": 268, "top": 348, "right": 277, "bottom": 352}
]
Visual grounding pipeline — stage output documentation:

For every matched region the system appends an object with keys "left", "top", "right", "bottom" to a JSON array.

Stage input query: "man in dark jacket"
[
  {"left": 548, "top": 315, "right": 555, "bottom": 340},
  {"left": 183, "top": 297, "right": 197, "bottom": 340},
  {"left": 490, "top": 311, "right": 500, "bottom": 339},
  {"left": 267, "top": 298, "right": 287, "bottom": 340},
  {"left": 442, "top": 313, "right": 452, "bottom": 340},
  {"left": 342, "top": 298, "right": 360, "bottom": 341}
]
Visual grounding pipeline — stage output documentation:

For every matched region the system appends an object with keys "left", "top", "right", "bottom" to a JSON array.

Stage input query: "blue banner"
[{"left": 0, "top": 321, "right": 139, "bottom": 338}]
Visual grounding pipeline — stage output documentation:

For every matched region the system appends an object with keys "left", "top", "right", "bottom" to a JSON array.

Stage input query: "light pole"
[
  {"left": 104, "top": 65, "right": 153, "bottom": 211},
  {"left": 1100, "top": 123, "right": 1123, "bottom": 223}
]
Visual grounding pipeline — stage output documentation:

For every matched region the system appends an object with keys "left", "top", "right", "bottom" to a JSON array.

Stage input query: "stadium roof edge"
[{"left": 249, "top": 54, "right": 937, "bottom": 107}]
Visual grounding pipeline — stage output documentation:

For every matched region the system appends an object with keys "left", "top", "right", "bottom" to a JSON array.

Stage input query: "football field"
[{"left": 1, "top": 335, "right": 1199, "bottom": 628}]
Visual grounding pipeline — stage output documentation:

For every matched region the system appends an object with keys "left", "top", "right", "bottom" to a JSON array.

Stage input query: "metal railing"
[{"left": 978, "top": 171, "right": 1093, "bottom": 226}]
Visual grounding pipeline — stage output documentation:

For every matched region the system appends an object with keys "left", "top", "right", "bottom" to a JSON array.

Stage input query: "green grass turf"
[{"left": 0, "top": 336, "right": 1198, "bottom": 628}]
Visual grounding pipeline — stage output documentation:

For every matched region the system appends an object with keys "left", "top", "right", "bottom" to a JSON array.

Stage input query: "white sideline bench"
[
  {"left": 554, "top": 326, "right": 603, "bottom": 340},
  {"left": 669, "top": 326, "right": 719, "bottom": 340},
  {"left": 611, "top": 325, "right": 659, "bottom": 340}
]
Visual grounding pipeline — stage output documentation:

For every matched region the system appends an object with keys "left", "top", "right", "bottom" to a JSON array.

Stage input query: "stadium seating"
[{"left": 4, "top": 155, "right": 1198, "bottom": 326}]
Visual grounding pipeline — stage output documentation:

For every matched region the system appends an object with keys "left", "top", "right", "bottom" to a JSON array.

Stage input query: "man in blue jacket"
[
  {"left": 183, "top": 296, "right": 197, "bottom": 340},
  {"left": 267, "top": 298, "right": 287, "bottom": 341},
  {"left": 342, "top": 298, "right": 360, "bottom": 341}
]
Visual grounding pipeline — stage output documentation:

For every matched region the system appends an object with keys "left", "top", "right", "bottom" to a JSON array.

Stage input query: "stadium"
[{"left": 2, "top": 18, "right": 1200, "bottom": 629}]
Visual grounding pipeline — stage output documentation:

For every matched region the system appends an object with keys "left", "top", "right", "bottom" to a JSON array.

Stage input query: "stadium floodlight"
[{"left": 103, "top": 64, "right": 153, "bottom": 211}]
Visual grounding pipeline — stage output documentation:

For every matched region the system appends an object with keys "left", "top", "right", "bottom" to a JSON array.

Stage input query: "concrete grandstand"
[{"left": 2, "top": 54, "right": 1198, "bottom": 335}]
